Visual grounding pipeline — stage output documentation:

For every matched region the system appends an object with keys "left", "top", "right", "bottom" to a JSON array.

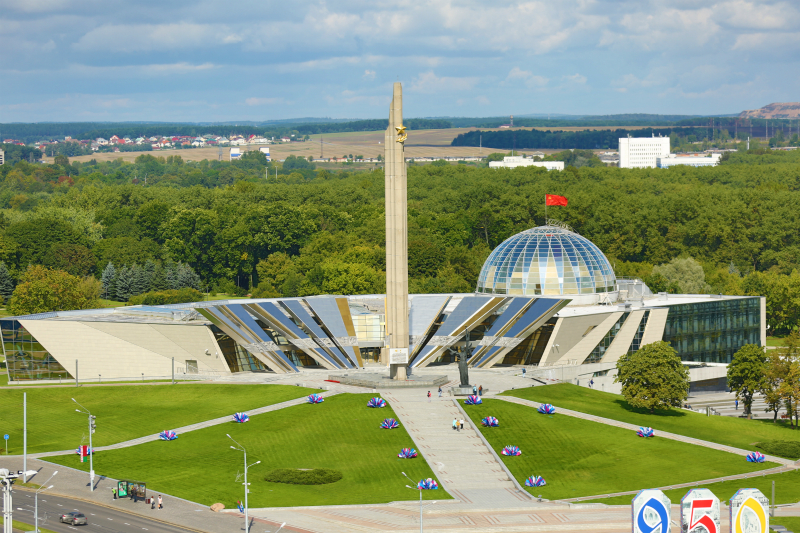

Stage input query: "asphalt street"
[{"left": 7, "top": 489, "right": 198, "bottom": 533}]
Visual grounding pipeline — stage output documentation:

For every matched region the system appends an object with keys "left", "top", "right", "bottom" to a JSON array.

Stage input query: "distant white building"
[
  {"left": 230, "top": 147, "right": 242, "bottom": 161},
  {"left": 657, "top": 153, "right": 722, "bottom": 168},
  {"left": 489, "top": 156, "right": 564, "bottom": 171},
  {"left": 618, "top": 136, "right": 670, "bottom": 168},
  {"left": 259, "top": 146, "right": 271, "bottom": 161},
  {"left": 0, "top": 149, "right": 4, "bottom": 165}
]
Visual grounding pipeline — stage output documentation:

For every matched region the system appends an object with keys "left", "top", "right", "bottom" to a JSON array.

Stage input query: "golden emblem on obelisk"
[{"left": 395, "top": 125, "right": 407, "bottom": 143}]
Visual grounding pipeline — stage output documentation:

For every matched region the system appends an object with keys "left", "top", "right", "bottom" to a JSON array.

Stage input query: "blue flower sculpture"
[
  {"left": 525, "top": 476, "right": 546, "bottom": 487},
  {"left": 637, "top": 427, "right": 655, "bottom": 438},
  {"left": 159, "top": 430, "right": 178, "bottom": 441},
  {"left": 367, "top": 397, "right": 387, "bottom": 408},
  {"left": 747, "top": 451, "right": 766, "bottom": 463},
  {"left": 398, "top": 448, "right": 418, "bottom": 459},
  {"left": 381, "top": 418, "right": 399, "bottom": 429},
  {"left": 502, "top": 445, "right": 522, "bottom": 456},
  {"left": 74, "top": 447, "right": 93, "bottom": 455},
  {"left": 417, "top": 478, "right": 439, "bottom": 490},
  {"left": 464, "top": 395, "right": 482, "bottom": 405},
  {"left": 307, "top": 394, "right": 324, "bottom": 404},
  {"left": 481, "top": 416, "right": 499, "bottom": 427},
  {"left": 233, "top": 412, "right": 250, "bottom": 423},
  {"left": 538, "top": 404, "right": 556, "bottom": 415}
]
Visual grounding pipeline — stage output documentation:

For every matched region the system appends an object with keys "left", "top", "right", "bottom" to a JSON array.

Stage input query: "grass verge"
[
  {"left": 46, "top": 393, "right": 444, "bottom": 507},
  {"left": 0, "top": 383, "right": 318, "bottom": 453},
  {"left": 0, "top": 516, "right": 58, "bottom": 533},
  {"left": 502, "top": 384, "right": 800, "bottom": 453},
  {"left": 462, "top": 398, "right": 774, "bottom": 501},
  {"left": 584, "top": 468, "right": 800, "bottom": 506}
]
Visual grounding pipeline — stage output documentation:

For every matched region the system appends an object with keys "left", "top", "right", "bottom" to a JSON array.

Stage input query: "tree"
[
  {"left": 53, "top": 154, "right": 70, "bottom": 167},
  {"left": 100, "top": 262, "right": 116, "bottom": 300},
  {"left": 614, "top": 341, "right": 689, "bottom": 412},
  {"left": 46, "top": 243, "right": 97, "bottom": 277},
  {"left": 115, "top": 265, "right": 135, "bottom": 301},
  {"left": 0, "top": 261, "right": 15, "bottom": 300},
  {"left": 727, "top": 344, "right": 766, "bottom": 417},
  {"left": 651, "top": 257, "right": 711, "bottom": 294},
  {"left": 762, "top": 348, "right": 788, "bottom": 422},
  {"left": 8, "top": 265, "right": 100, "bottom": 315}
]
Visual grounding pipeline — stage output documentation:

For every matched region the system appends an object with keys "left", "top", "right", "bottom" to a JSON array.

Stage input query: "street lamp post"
[
  {"left": 72, "top": 399, "right": 96, "bottom": 491},
  {"left": 401, "top": 472, "right": 436, "bottom": 533},
  {"left": 34, "top": 471, "right": 57, "bottom": 533},
  {"left": 227, "top": 434, "right": 260, "bottom": 533}
]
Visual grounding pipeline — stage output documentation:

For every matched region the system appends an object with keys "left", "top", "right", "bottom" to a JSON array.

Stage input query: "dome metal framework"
[{"left": 476, "top": 225, "right": 617, "bottom": 296}]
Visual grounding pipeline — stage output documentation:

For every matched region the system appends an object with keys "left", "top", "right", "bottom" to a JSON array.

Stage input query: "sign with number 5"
[{"left": 681, "top": 489, "right": 719, "bottom": 533}]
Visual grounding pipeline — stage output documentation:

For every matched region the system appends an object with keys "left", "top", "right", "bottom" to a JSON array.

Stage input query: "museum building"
[{"left": 1, "top": 224, "right": 764, "bottom": 383}]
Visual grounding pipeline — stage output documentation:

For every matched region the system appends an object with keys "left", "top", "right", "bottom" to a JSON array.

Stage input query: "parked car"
[{"left": 60, "top": 512, "right": 88, "bottom": 525}]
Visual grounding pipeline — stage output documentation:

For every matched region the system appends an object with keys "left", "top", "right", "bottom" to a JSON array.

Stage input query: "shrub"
[
  {"left": 264, "top": 468, "right": 343, "bottom": 485},
  {"left": 127, "top": 288, "right": 204, "bottom": 306},
  {"left": 754, "top": 440, "right": 800, "bottom": 459}
]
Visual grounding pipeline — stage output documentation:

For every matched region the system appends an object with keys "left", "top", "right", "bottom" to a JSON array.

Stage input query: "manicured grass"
[
  {"left": 47, "top": 393, "right": 444, "bottom": 507},
  {"left": 0, "top": 383, "right": 318, "bottom": 454},
  {"left": 0, "top": 516, "right": 58, "bottom": 533},
  {"left": 585, "top": 468, "right": 800, "bottom": 506},
  {"left": 503, "top": 384, "right": 800, "bottom": 454},
  {"left": 767, "top": 336, "right": 788, "bottom": 347},
  {"left": 770, "top": 517, "right": 800, "bottom": 532},
  {"left": 462, "top": 399, "right": 773, "bottom": 501}
]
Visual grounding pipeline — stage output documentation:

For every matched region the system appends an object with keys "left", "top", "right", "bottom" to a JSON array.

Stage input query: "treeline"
[
  {"left": 0, "top": 151, "right": 799, "bottom": 331},
  {"left": 1, "top": 143, "right": 43, "bottom": 165},
  {"left": 451, "top": 128, "right": 694, "bottom": 150}
]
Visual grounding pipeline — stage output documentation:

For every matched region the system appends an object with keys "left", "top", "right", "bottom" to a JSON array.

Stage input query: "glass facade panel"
[
  {"left": 627, "top": 310, "right": 650, "bottom": 353},
  {"left": 352, "top": 313, "right": 385, "bottom": 343},
  {"left": 584, "top": 313, "right": 629, "bottom": 364},
  {"left": 1, "top": 319, "right": 72, "bottom": 382},
  {"left": 476, "top": 226, "right": 616, "bottom": 297},
  {"left": 662, "top": 298, "right": 761, "bottom": 363}
]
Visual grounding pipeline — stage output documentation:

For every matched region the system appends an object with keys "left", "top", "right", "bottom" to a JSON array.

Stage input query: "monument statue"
[{"left": 447, "top": 328, "right": 472, "bottom": 388}]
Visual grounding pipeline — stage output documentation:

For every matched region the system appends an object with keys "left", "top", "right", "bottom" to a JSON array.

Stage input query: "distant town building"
[
  {"left": 618, "top": 136, "right": 670, "bottom": 168},
  {"left": 259, "top": 146, "right": 271, "bottom": 161},
  {"left": 657, "top": 153, "right": 722, "bottom": 168},
  {"left": 230, "top": 147, "right": 241, "bottom": 161},
  {"left": 489, "top": 155, "right": 564, "bottom": 171},
  {"left": 0, "top": 148, "right": 4, "bottom": 165}
]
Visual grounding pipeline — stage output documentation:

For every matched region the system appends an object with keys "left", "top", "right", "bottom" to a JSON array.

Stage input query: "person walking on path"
[
  {"left": 427, "top": 391, "right": 431, "bottom": 403},
  {"left": 158, "top": 495, "right": 163, "bottom": 510},
  {"left": 459, "top": 418, "right": 464, "bottom": 430},
  {"left": 112, "top": 487, "right": 117, "bottom": 500},
  {"left": 452, "top": 418, "right": 457, "bottom": 431},
  {"left": 151, "top": 497, "right": 156, "bottom": 510},
  {"left": 472, "top": 385, "right": 477, "bottom": 395},
  {"left": 438, "top": 386, "right": 442, "bottom": 397},
  {"left": 735, "top": 399, "right": 739, "bottom": 410},
  {"left": 478, "top": 385, "right": 483, "bottom": 396}
]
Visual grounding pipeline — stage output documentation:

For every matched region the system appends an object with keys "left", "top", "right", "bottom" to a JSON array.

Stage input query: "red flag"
[
  {"left": 546, "top": 194, "right": 568, "bottom": 207},
  {"left": 80, "top": 445, "right": 89, "bottom": 462}
]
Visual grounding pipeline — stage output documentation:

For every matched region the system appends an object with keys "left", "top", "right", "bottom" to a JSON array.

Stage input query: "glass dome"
[{"left": 476, "top": 225, "right": 616, "bottom": 297}]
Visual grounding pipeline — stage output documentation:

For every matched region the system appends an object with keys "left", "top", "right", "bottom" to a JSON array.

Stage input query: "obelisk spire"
[{"left": 385, "top": 82, "right": 409, "bottom": 380}]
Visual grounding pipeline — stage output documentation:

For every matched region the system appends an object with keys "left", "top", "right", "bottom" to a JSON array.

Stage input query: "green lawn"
[
  {"left": 585, "top": 468, "right": 800, "bottom": 506},
  {"left": 767, "top": 336, "right": 788, "bottom": 347},
  {"left": 46, "top": 393, "right": 444, "bottom": 507},
  {"left": 0, "top": 383, "right": 318, "bottom": 454},
  {"left": 0, "top": 516, "right": 58, "bottom": 533},
  {"left": 462, "top": 399, "right": 773, "bottom": 501},
  {"left": 503, "top": 384, "right": 800, "bottom": 453},
  {"left": 770, "top": 517, "right": 800, "bottom": 532}
]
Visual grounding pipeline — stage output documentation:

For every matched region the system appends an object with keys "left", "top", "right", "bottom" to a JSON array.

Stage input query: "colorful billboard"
[
  {"left": 729, "top": 488, "right": 769, "bottom": 533},
  {"left": 632, "top": 489, "right": 672, "bottom": 533},
  {"left": 680, "top": 488, "right": 719, "bottom": 533}
]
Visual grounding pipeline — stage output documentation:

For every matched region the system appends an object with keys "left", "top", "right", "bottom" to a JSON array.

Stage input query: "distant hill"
[{"left": 740, "top": 103, "right": 800, "bottom": 119}]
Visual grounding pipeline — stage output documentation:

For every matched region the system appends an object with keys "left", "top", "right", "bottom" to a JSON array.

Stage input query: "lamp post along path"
[
  {"left": 35, "top": 471, "right": 57, "bottom": 533},
  {"left": 228, "top": 434, "right": 259, "bottom": 533},
  {"left": 73, "top": 398, "right": 95, "bottom": 491}
]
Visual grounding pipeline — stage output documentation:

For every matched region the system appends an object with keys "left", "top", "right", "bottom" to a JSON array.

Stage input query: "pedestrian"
[
  {"left": 112, "top": 487, "right": 117, "bottom": 500},
  {"left": 589, "top": 379, "right": 594, "bottom": 388},
  {"left": 452, "top": 418, "right": 457, "bottom": 431},
  {"left": 438, "top": 386, "right": 442, "bottom": 397},
  {"left": 522, "top": 367, "right": 527, "bottom": 377},
  {"left": 735, "top": 399, "right": 739, "bottom": 410},
  {"left": 456, "top": 418, "right": 460, "bottom": 432},
  {"left": 151, "top": 496, "right": 156, "bottom": 510},
  {"left": 427, "top": 391, "right": 431, "bottom": 403},
  {"left": 478, "top": 385, "right": 483, "bottom": 397},
  {"left": 472, "top": 385, "right": 477, "bottom": 395},
  {"left": 158, "top": 495, "right": 163, "bottom": 510},
  {"left": 460, "top": 419, "right": 464, "bottom": 430}
]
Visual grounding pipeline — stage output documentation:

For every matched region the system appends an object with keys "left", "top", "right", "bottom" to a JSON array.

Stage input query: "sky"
[{"left": 2, "top": 0, "right": 799, "bottom": 122}]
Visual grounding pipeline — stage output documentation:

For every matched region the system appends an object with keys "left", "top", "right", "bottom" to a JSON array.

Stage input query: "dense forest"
[{"left": 0, "top": 149, "right": 799, "bottom": 332}]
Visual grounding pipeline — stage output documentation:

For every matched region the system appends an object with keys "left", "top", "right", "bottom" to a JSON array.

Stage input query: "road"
[{"left": 8, "top": 489, "right": 198, "bottom": 533}]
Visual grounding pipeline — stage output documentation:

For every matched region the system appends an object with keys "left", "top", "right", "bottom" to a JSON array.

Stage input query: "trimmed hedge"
[
  {"left": 264, "top": 468, "right": 343, "bottom": 485},
  {"left": 754, "top": 440, "right": 800, "bottom": 459},
  {"left": 127, "top": 288, "right": 204, "bottom": 306}
]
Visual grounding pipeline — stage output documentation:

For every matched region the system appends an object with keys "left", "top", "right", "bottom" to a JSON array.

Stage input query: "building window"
[
  {"left": 1, "top": 319, "right": 72, "bottom": 382},
  {"left": 584, "top": 313, "right": 629, "bottom": 364},
  {"left": 627, "top": 311, "right": 650, "bottom": 353}
]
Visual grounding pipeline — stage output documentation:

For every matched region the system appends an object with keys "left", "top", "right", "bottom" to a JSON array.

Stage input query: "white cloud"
[
  {"left": 363, "top": 70, "right": 376, "bottom": 80},
  {"left": 408, "top": 71, "right": 479, "bottom": 94},
  {"left": 73, "top": 23, "right": 236, "bottom": 51},
  {"left": 563, "top": 73, "right": 587, "bottom": 84},
  {"left": 505, "top": 67, "right": 548, "bottom": 88},
  {"left": 245, "top": 97, "right": 284, "bottom": 106}
]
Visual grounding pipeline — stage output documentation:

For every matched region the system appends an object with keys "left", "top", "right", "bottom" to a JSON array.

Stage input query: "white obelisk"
[{"left": 385, "top": 82, "right": 409, "bottom": 380}]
